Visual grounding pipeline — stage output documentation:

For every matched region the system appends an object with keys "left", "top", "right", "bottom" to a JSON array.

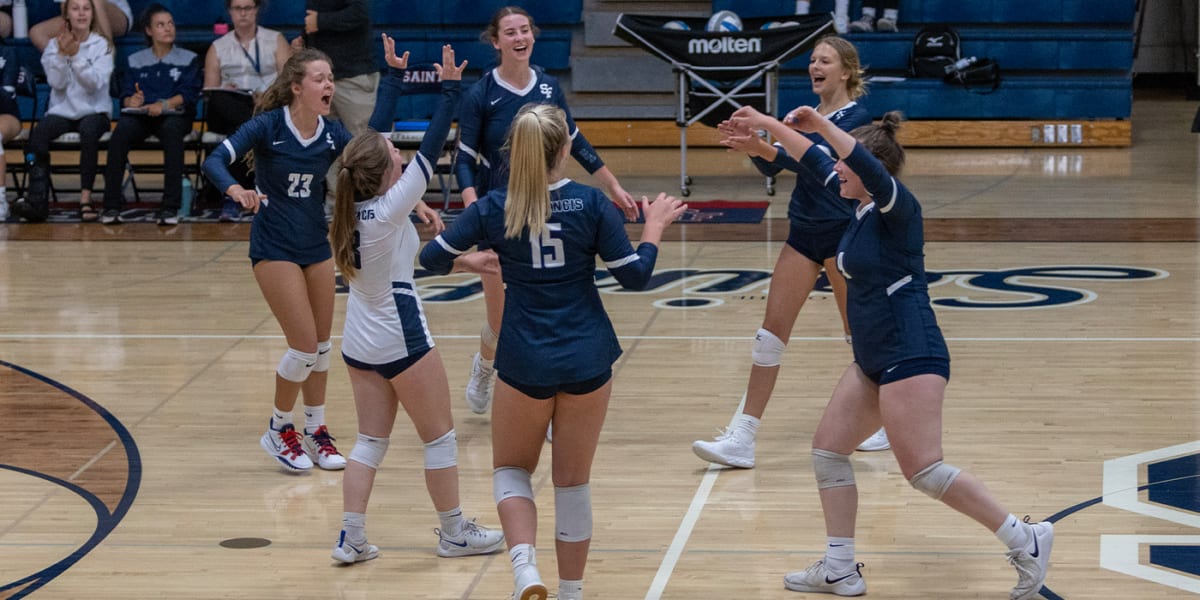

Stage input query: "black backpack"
[{"left": 909, "top": 24, "right": 961, "bottom": 78}]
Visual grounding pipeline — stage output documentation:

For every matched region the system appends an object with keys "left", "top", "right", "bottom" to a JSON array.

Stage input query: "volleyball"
[
  {"left": 662, "top": 20, "right": 691, "bottom": 30},
  {"left": 706, "top": 10, "right": 742, "bottom": 32}
]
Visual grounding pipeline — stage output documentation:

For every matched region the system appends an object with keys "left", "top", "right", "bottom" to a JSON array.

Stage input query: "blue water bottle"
[{"left": 179, "top": 177, "right": 193, "bottom": 220}]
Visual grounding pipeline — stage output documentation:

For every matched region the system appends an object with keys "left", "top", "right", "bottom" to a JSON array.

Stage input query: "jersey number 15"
[{"left": 529, "top": 223, "right": 564, "bottom": 269}]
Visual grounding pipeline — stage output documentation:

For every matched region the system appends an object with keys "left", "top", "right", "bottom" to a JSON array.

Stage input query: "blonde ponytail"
[{"left": 503, "top": 104, "right": 569, "bottom": 239}]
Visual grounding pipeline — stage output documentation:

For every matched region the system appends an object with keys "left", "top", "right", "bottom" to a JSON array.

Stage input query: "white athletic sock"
[
  {"left": 510, "top": 543, "right": 535, "bottom": 568},
  {"left": 860, "top": 6, "right": 877, "bottom": 19},
  {"left": 437, "top": 507, "right": 465, "bottom": 537},
  {"left": 995, "top": 514, "right": 1031, "bottom": 551},
  {"left": 558, "top": 579, "right": 583, "bottom": 600},
  {"left": 795, "top": 0, "right": 811, "bottom": 14},
  {"left": 270, "top": 408, "right": 292, "bottom": 431},
  {"left": 824, "top": 536, "right": 856, "bottom": 574},
  {"left": 733, "top": 413, "right": 761, "bottom": 439},
  {"left": 882, "top": 8, "right": 899, "bottom": 21},
  {"left": 342, "top": 511, "right": 367, "bottom": 544},
  {"left": 304, "top": 405, "right": 325, "bottom": 434},
  {"left": 479, "top": 355, "right": 494, "bottom": 371}
]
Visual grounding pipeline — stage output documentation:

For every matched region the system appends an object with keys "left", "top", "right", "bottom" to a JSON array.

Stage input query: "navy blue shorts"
[
  {"left": 343, "top": 347, "right": 431, "bottom": 380},
  {"left": 497, "top": 369, "right": 612, "bottom": 400},
  {"left": 862, "top": 357, "right": 951, "bottom": 386},
  {"left": 785, "top": 223, "right": 844, "bottom": 265}
]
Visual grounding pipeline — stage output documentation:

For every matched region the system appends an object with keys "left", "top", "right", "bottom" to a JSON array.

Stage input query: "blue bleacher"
[{"left": 713, "top": 0, "right": 1134, "bottom": 120}]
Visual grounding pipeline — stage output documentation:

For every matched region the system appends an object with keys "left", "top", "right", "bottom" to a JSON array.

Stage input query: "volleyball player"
[
  {"left": 325, "top": 41, "right": 505, "bottom": 564},
  {"left": 421, "top": 104, "right": 686, "bottom": 600},
  {"left": 203, "top": 49, "right": 349, "bottom": 473},
  {"left": 693, "top": 37, "right": 888, "bottom": 470},
  {"left": 729, "top": 104, "right": 1053, "bottom": 599},
  {"left": 453, "top": 6, "right": 639, "bottom": 415}
]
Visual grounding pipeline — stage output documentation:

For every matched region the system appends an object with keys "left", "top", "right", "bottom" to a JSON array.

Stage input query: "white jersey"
[{"left": 340, "top": 151, "right": 438, "bottom": 365}]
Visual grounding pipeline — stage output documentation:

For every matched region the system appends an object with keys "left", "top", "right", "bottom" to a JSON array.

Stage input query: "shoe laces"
[
  {"left": 712, "top": 426, "right": 749, "bottom": 444},
  {"left": 307, "top": 425, "right": 340, "bottom": 457},
  {"left": 277, "top": 425, "right": 305, "bottom": 459}
]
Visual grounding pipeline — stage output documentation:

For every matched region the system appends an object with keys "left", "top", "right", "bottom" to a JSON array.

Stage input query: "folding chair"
[{"left": 614, "top": 13, "right": 832, "bottom": 196}]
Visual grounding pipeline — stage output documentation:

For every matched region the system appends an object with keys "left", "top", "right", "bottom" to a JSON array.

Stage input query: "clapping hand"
[
  {"left": 782, "top": 106, "right": 824, "bottom": 133},
  {"left": 57, "top": 24, "right": 79, "bottom": 57},
  {"left": 432, "top": 44, "right": 467, "bottom": 82},
  {"left": 381, "top": 34, "right": 409, "bottom": 70}
]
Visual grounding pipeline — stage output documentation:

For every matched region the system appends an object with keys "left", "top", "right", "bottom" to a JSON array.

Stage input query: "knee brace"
[
  {"left": 277, "top": 347, "right": 318, "bottom": 382},
  {"left": 312, "top": 340, "right": 333, "bottom": 372},
  {"left": 347, "top": 433, "right": 389, "bottom": 469},
  {"left": 752, "top": 328, "right": 786, "bottom": 367},
  {"left": 481, "top": 323, "right": 499, "bottom": 352},
  {"left": 423, "top": 429, "right": 458, "bottom": 470},
  {"left": 554, "top": 484, "right": 593, "bottom": 543},
  {"left": 909, "top": 460, "right": 962, "bottom": 500},
  {"left": 812, "top": 448, "right": 855, "bottom": 489},
  {"left": 493, "top": 466, "right": 534, "bottom": 504}
]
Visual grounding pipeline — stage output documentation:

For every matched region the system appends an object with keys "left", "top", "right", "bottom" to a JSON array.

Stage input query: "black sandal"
[{"left": 79, "top": 202, "right": 99, "bottom": 222}]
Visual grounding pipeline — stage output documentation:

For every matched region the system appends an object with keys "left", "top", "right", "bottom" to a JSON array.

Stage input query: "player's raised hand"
[
  {"left": 433, "top": 45, "right": 467, "bottom": 82},
  {"left": 382, "top": 34, "right": 409, "bottom": 70},
  {"left": 642, "top": 192, "right": 687, "bottom": 227},
  {"left": 783, "top": 105, "right": 823, "bottom": 132}
]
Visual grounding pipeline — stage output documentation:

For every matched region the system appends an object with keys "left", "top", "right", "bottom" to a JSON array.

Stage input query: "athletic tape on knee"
[
  {"left": 752, "top": 328, "right": 786, "bottom": 367},
  {"left": 909, "top": 460, "right": 962, "bottom": 500},
  {"left": 277, "top": 347, "right": 318, "bottom": 382},
  {"left": 423, "top": 429, "right": 458, "bottom": 470},
  {"left": 348, "top": 433, "right": 389, "bottom": 469},
  {"left": 554, "top": 484, "right": 593, "bottom": 543},
  {"left": 313, "top": 340, "right": 333, "bottom": 372},
  {"left": 812, "top": 448, "right": 855, "bottom": 489},
  {"left": 493, "top": 466, "right": 533, "bottom": 504},
  {"left": 480, "top": 323, "right": 499, "bottom": 351}
]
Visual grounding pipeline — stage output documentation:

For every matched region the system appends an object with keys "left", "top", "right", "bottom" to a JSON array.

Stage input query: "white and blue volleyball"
[
  {"left": 706, "top": 10, "right": 742, "bottom": 32},
  {"left": 662, "top": 20, "right": 691, "bottom": 30}
]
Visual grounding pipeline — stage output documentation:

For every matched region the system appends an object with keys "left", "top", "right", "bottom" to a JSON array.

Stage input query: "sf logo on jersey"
[{"left": 539, "top": 83, "right": 553, "bottom": 99}]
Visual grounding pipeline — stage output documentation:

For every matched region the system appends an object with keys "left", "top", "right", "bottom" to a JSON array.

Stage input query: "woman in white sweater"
[{"left": 20, "top": 0, "right": 114, "bottom": 222}]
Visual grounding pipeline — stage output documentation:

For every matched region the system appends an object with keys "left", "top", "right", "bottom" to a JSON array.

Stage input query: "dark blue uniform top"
[
  {"left": 122, "top": 47, "right": 202, "bottom": 109},
  {"left": 203, "top": 107, "right": 353, "bottom": 264},
  {"left": 751, "top": 102, "right": 869, "bottom": 233},
  {"left": 798, "top": 142, "right": 949, "bottom": 375},
  {"left": 454, "top": 67, "right": 604, "bottom": 196},
  {"left": 420, "top": 180, "right": 657, "bottom": 386}
]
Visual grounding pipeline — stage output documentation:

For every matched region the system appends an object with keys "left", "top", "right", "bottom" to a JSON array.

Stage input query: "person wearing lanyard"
[{"left": 204, "top": 0, "right": 291, "bottom": 221}]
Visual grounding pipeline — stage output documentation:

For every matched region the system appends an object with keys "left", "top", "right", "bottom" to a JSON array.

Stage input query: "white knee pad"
[
  {"left": 348, "top": 433, "right": 390, "bottom": 469},
  {"left": 493, "top": 466, "right": 534, "bottom": 504},
  {"left": 423, "top": 429, "right": 458, "bottom": 470},
  {"left": 554, "top": 484, "right": 593, "bottom": 543},
  {"left": 312, "top": 340, "right": 333, "bottom": 372},
  {"left": 277, "top": 347, "right": 318, "bottom": 382},
  {"left": 481, "top": 323, "right": 499, "bottom": 351},
  {"left": 812, "top": 448, "right": 855, "bottom": 489},
  {"left": 909, "top": 460, "right": 962, "bottom": 500},
  {"left": 751, "top": 328, "right": 786, "bottom": 367}
]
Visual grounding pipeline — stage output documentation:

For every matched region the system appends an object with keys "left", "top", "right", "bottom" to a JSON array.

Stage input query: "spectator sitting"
[
  {"left": 99, "top": 3, "right": 200, "bottom": 226},
  {"left": 13, "top": 0, "right": 113, "bottom": 223},
  {"left": 203, "top": 0, "right": 291, "bottom": 221},
  {"left": 0, "top": 44, "right": 22, "bottom": 222},
  {"left": 30, "top": 0, "right": 131, "bottom": 51},
  {"left": 850, "top": 0, "right": 900, "bottom": 32}
]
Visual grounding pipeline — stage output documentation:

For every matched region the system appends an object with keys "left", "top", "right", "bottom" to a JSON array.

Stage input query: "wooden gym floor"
[{"left": 1, "top": 93, "right": 1198, "bottom": 599}]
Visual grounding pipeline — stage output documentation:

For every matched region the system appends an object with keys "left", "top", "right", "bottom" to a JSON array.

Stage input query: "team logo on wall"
[{"left": 361, "top": 265, "right": 1169, "bottom": 309}]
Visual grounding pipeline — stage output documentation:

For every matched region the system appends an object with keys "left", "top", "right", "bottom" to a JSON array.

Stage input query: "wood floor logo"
[{"left": 357, "top": 264, "right": 1168, "bottom": 309}]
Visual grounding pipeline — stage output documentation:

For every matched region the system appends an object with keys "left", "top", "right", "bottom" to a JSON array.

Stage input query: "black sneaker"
[
  {"left": 99, "top": 209, "right": 121, "bottom": 224},
  {"left": 157, "top": 210, "right": 180, "bottom": 226},
  {"left": 11, "top": 197, "right": 49, "bottom": 222}
]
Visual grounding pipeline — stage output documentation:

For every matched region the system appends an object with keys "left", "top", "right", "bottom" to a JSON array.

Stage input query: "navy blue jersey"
[
  {"left": 420, "top": 180, "right": 657, "bottom": 386},
  {"left": 121, "top": 47, "right": 202, "bottom": 110},
  {"left": 454, "top": 67, "right": 603, "bottom": 196},
  {"left": 800, "top": 143, "right": 949, "bottom": 374},
  {"left": 751, "top": 101, "right": 870, "bottom": 234},
  {"left": 203, "top": 107, "right": 353, "bottom": 264}
]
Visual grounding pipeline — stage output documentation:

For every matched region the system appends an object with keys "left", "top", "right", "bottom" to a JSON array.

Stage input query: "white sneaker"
[
  {"left": 436, "top": 520, "right": 506, "bottom": 557},
  {"left": 303, "top": 425, "right": 347, "bottom": 470},
  {"left": 875, "top": 16, "right": 897, "bottom": 32},
  {"left": 692, "top": 427, "right": 755, "bottom": 468},
  {"left": 331, "top": 530, "right": 379, "bottom": 564},
  {"left": 465, "top": 352, "right": 496, "bottom": 414},
  {"left": 848, "top": 16, "right": 875, "bottom": 32},
  {"left": 784, "top": 560, "right": 866, "bottom": 596},
  {"left": 1008, "top": 520, "right": 1054, "bottom": 600},
  {"left": 512, "top": 564, "right": 547, "bottom": 600},
  {"left": 260, "top": 423, "right": 313, "bottom": 472},
  {"left": 856, "top": 428, "right": 890, "bottom": 452}
]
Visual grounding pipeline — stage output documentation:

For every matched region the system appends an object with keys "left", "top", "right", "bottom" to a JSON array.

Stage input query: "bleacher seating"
[{"left": 711, "top": 0, "right": 1135, "bottom": 123}]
